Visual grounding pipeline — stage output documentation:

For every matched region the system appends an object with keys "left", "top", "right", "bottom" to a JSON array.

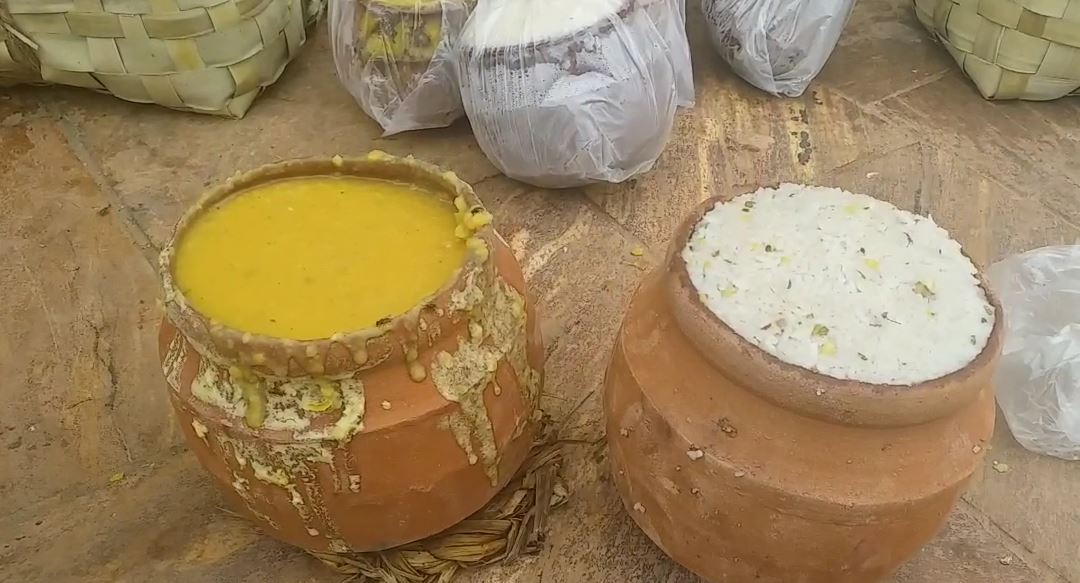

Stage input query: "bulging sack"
[
  {"left": 701, "top": 0, "right": 854, "bottom": 97},
  {"left": 456, "top": 0, "right": 693, "bottom": 189},
  {"left": 330, "top": 0, "right": 473, "bottom": 135},
  {"left": 989, "top": 246, "right": 1080, "bottom": 461}
]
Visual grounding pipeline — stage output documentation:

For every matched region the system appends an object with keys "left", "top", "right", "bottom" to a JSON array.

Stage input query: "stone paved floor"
[{"left": 2, "top": 1, "right": 1079, "bottom": 581}]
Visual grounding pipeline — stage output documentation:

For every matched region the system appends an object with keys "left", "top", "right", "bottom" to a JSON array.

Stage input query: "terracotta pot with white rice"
[
  {"left": 605, "top": 184, "right": 1002, "bottom": 583},
  {"left": 455, "top": 0, "right": 692, "bottom": 188}
]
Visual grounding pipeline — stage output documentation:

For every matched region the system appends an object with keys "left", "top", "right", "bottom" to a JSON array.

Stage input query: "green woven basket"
[
  {"left": 0, "top": 0, "right": 326, "bottom": 117},
  {"left": 914, "top": 0, "right": 1080, "bottom": 100}
]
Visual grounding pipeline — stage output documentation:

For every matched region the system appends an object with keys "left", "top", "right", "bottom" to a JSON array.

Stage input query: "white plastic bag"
[
  {"left": 456, "top": 0, "right": 693, "bottom": 189},
  {"left": 330, "top": 0, "right": 472, "bottom": 136},
  {"left": 700, "top": 0, "right": 854, "bottom": 97},
  {"left": 989, "top": 246, "right": 1080, "bottom": 460}
]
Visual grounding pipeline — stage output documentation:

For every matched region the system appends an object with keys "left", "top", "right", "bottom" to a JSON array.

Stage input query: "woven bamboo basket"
[
  {"left": 0, "top": 0, "right": 326, "bottom": 117},
  {"left": 914, "top": 0, "right": 1080, "bottom": 100}
]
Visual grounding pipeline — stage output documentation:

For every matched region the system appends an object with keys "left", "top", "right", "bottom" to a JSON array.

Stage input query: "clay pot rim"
[
  {"left": 666, "top": 192, "right": 1005, "bottom": 427},
  {"left": 159, "top": 152, "right": 491, "bottom": 377},
  {"left": 458, "top": 0, "right": 634, "bottom": 56}
]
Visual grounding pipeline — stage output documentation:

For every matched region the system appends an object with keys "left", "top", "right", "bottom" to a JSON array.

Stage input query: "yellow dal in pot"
[{"left": 173, "top": 176, "right": 467, "bottom": 340}]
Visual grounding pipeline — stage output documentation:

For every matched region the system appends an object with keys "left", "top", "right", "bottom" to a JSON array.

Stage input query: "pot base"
[{"left": 307, "top": 429, "right": 566, "bottom": 573}]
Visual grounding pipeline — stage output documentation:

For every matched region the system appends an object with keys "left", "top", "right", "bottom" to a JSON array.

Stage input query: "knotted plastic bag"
[
  {"left": 701, "top": 0, "right": 854, "bottom": 97},
  {"left": 330, "top": 0, "right": 472, "bottom": 135},
  {"left": 988, "top": 246, "right": 1080, "bottom": 460},
  {"left": 456, "top": 0, "right": 693, "bottom": 188}
]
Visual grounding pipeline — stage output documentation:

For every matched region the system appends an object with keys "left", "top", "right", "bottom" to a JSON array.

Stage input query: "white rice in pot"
[
  {"left": 682, "top": 184, "right": 994, "bottom": 386},
  {"left": 459, "top": 0, "right": 625, "bottom": 48}
]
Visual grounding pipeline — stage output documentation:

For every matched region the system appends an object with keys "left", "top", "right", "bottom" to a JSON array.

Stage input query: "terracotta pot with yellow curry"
[
  {"left": 330, "top": 0, "right": 474, "bottom": 135},
  {"left": 158, "top": 152, "right": 543, "bottom": 553}
]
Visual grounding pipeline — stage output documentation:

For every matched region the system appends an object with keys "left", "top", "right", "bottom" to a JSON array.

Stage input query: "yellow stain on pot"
[
  {"left": 358, "top": 0, "right": 445, "bottom": 62},
  {"left": 431, "top": 272, "right": 538, "bottom": 486},
  {"left": 173, "top": 176, "right": 467, "bottom": 340}
]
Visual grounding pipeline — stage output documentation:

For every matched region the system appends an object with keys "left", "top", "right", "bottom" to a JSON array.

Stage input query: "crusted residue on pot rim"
[
  {"left": 159, "top": 149, "right": 501, "bottom": 441},
  {"left": 158, "top": 150, "right": 494, "bottom": 380},
  {"left": 682, "top": 184, "right": 995, "bottom": 386}
]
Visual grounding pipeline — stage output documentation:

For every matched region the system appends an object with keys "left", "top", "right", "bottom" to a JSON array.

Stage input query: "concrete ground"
[{"left": 2, "top": 0, "right": 1079, "bottom": 581}]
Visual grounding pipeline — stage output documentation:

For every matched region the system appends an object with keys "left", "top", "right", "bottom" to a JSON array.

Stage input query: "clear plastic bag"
[
  {"left": 700, "top": 0, "right": 854, "bottom": 97},
  {"left": 988, "top": 246, "right": 1080, "bottom": 460},
  {"left": 330, "top": 0, "right": 473, "bottom": 136},
  {"left": 455, "top": 0, "right": 693, "bottom": 188}
]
